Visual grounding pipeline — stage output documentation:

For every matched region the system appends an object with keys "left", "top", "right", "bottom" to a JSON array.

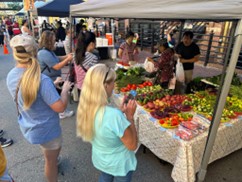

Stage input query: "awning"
[{"left": 37, "top": 0, "right": 83, "bottom": 17}]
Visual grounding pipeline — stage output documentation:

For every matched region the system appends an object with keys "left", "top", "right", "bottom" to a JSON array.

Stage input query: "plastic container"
[
  {"left": 102, "top": 38, "right": 108, "bottom": 46},
  {"left": 105, "top": 33, "right": 113, "bottom": 45},
  {"left": 96, "top": 38, "right": 103, "bottom": 47}
]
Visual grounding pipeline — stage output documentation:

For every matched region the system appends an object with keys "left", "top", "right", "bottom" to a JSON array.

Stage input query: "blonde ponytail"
[{"left": 20, "top": 57, "right": 41, "bottom": 109}]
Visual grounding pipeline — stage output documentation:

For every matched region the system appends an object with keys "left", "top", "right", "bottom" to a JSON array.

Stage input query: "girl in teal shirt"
[{"left": 77, "top": 64, "right": 138, "bottom": 182}]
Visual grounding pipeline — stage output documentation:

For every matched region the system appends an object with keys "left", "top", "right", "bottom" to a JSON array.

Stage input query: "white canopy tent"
[
  {"left": 70, "top": 0, "right": 242, "bottom": 20},
  {"left": 70, "top": 1, "right": 242, "bottom": 181}
]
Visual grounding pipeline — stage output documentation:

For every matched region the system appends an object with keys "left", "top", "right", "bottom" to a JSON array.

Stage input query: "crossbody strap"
[
  {"left": 39, "top": 47, "right": 53, "bottom": 73},
  {"left": 15, "top": 78, "right": 22, "bottom": 116}
]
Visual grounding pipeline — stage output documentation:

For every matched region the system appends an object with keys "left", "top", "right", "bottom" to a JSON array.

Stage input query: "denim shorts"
[
  {"left": 98, "top": 171, "right": 133, "bottom": 182},
  {"left": 0, "top": 167, "right": 13, "bottom": 182},
  {"left": 40, "top": 135, "right": 62, "bottom": 150}
]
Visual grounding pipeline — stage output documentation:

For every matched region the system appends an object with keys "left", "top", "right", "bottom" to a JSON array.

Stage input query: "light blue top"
[
  {"left": 6, "top": 67, "right": 61, "bottom": 144},
  {"left": 92, "top": 106, "right": 137, "bottom": 176},
  {"left": 37, "top": 49, "right": 61, "bottom": 81}
]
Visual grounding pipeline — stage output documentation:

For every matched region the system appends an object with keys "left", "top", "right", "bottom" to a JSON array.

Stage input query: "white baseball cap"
[{"left": 10, "top": 34, "right": 38, "bottom": 53}]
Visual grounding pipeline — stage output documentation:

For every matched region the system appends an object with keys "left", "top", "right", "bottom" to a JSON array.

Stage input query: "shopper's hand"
[
  {"left": 62, "top": 81, "right": 73, "bottom": 92},
  {"left": 180, "top": 58, "right": 186, "bottom": 63},
  {"left": 54, "top": 77, "right": 64, "bottom": 89},
  {"left": 66, "top": 53, "right": 73, "bottom": 62},
  {"left": 122, "top": 99, "right": 137, "bottom": 121},
  {"left": 176, "top": 54, "right": 182, "bottom": 58}
]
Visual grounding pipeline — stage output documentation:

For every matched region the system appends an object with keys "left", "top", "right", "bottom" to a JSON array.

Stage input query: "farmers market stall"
[
  {"left": 112, "top": 66, "right": 242, "bottom": 182},
  {"left": 112, "top": 92, "right": 242, "bottom": 182}
]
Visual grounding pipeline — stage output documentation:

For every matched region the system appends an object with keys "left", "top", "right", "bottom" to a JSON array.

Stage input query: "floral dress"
[{"left": 154, "top": 48, "right": 175, "bottom": 83}]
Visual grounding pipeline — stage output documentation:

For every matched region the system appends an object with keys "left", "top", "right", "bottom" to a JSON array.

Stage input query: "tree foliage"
[{"left": 7, "top": 2, "right": 23, "bottom": 11}]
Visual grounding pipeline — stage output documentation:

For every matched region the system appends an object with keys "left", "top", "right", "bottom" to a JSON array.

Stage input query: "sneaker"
[
  {"left": 0, "top": 137, "right": 13, "bottom": 148},
  {"left": 0, "top": 130, "right": 3, "bottom": 138},
  {"left": 59, "top": 110, "right": 74, "bottom": 119}
]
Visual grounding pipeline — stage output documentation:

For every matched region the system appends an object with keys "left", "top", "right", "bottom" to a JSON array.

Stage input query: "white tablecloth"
[{"left": 111, "top": 94, "right": 242, "bottom": 182}]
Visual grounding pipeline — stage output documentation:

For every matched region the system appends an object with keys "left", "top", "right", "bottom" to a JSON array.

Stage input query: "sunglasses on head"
[{"left": 103, "top": 66, "right": 110, "bottom": 84}]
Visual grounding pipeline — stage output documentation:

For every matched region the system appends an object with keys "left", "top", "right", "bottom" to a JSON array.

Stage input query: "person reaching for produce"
[
  {"left": 147, "top": 39, "right": 175, "bottom": 89},
  {"left": 77, "top": 64, "right": 138, "bottom": 182},
  {"left": 118, "top": 31, "right": 139, "bottom": 65}
]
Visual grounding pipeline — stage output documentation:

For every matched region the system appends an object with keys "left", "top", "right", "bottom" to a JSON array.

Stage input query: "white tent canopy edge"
[
  {"left": 70, "top": 1, "right": 242, "bottom": 181},
  {"left": 70, "top": 0, "right": 242, "bottom": 20}
]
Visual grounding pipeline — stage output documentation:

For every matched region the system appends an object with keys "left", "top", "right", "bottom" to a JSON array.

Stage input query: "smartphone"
[
  {"left": 124, "top": 90, "right": 137, "bottom": 104},
  {"left": 124, "top": 94, "right": 135, "bottom": 104}
]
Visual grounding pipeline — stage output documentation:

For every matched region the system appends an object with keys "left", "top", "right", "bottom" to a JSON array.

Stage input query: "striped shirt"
[{"left": 74, "top": 52, "right": 98, "bottom": 89}]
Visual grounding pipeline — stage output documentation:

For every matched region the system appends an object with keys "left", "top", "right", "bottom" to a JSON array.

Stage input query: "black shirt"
[{"left": 175, "top": 42, "right": 200, "bottom": 70}]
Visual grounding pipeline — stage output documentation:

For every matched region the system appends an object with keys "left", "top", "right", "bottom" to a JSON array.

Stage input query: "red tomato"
[
  {"left": 143, "top": 82, "right": 148, "bottom": 86},
  {"left": 124, "top": 88, "right": 129, "bottom": 92},
  {"left": 159, "top": 119, "right": 165, "bottom": 124},
  {"left": 127, "top": 84, "right": 132, "bottom": 89},
  {"left": 131, "top": 85, "right": 137, "bottom": 90}
]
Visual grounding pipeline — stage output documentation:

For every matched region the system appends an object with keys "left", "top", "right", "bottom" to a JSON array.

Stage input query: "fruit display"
[
  {"left": 136, "top": 85, "right": 173, "bottom": 105},
  {"left": 120, "top": 81, "right": 153, "bottom": 93},
  {"left": 158, "top": 113, "right": 193, "bottom": 129},
  {"left": 159, "top": 95, "right": 188, "bottom": 107},
  {"left": 183, "top": 91, "right": 241, "bottom": 122},
  {"left": 114, "top": 67, "right": 242, "bottom": 137}
]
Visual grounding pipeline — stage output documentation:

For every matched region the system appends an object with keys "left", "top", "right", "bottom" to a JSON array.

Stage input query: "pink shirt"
[
  {"left": 74, "top": 52, "right": 98, "bottom": 89},
  {"left": 119, "top": 42, "right": 138, "bottom": 64}
]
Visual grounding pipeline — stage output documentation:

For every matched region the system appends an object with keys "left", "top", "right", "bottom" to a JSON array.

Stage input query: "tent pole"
[
  {"left": 69, "top": 15, "right": 73, "bottom": 104},
  {"left": 197, "top": 19, "right": 242, "bottom": 182}
]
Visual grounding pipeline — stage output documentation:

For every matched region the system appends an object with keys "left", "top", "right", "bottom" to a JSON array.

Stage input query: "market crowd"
[{"left": 0, "top": 16, "right": 200, "bottom": 182}]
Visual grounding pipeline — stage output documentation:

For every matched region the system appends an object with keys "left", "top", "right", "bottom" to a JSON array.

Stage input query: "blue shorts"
[
  {"left": 0, "top": 167, "right": 13, "bottom": 182},
  {"left": 98, "top": 171, "right": 133, "bottom": 182}
]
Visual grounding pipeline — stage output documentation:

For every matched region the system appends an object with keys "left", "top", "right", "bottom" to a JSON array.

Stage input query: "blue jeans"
[{"left": 98, "top": 171, "right": 133, "bottom": 182}]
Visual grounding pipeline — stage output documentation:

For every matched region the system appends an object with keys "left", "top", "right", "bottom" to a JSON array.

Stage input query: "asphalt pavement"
[{"left": 1, "top": 48, "right": 242, "bottom": 182}]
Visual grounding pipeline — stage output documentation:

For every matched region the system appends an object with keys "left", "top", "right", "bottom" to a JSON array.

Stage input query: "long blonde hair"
[
  {"left": 77, "top": 64, "right": 116, "bottom": 142},
  {"left": 13, "top": 47, "right": 41, "bottom": 110}
]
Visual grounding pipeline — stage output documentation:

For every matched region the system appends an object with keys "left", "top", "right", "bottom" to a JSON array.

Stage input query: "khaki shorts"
[{"left": 40, "top": 135, "right": 62, "bottom": 150}]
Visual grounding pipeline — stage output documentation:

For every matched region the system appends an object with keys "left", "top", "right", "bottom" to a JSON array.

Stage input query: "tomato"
[
  {"left": 120, "top": 88, "right": 125, "bottom": 92},
  {"left": 147, "top": 82, "right": 153, "bottom": 86},
  {"left": 124, "top": 88, "right": 129, "bottom": 92},
  {"left": 131, "top": 85, "right": 137, "bottom": 90},
  {"left": 143, "top": 82, "right": 148, "bottom": 86},
  {"left": 127, "top": 84, "right": 132, "bottom": 89},
  {"left": 159, "top": 119, "right": 165, "bottom": 124},
  {"left": 139, "top": 85, "right": 144, "bottom": 88}
]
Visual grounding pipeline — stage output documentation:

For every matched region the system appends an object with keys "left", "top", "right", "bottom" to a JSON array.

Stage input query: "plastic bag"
[
  {"left": 144, "top": 58, "right": 156, "bottom": 73},
  {"left": 175, "top": 59, "right": 185, "bottom": 82},
  {"left": 168, "top": 73, "right": 176, "bottom": 89}
]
